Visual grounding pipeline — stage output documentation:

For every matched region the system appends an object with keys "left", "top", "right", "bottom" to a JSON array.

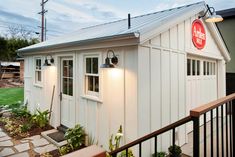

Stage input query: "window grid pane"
[
  {"left": 85, "top": 57, "right": 99, "bottom": 94},
  {"left": 197, "top": 60, "right": 200, "bottom": 75},
  {"left": 192, "top": 60, "right": 196, "bottom": 76},
  {"left": 207, "top": 62, "right": 210, "bottom": 75},
  {"left": 187, "top": 59, "right": 191, "bottom": 76},
  {"left": 62, "top": 60, "right": 73, "bottom": 96},
  {"left": 86, "top": 58, "right": 91, "bottom": 73},
  {"left": 35, "top": 59, "right": 42, "bottom": 83}
]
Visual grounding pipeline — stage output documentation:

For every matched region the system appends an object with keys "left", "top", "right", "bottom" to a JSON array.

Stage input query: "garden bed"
[{"left": 0, "top": 115, "right": 54, "bottom": 140}]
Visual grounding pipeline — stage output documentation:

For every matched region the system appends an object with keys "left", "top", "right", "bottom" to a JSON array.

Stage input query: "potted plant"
[{"left": 168, "top": 145, "right": 182, "bottom": 157}]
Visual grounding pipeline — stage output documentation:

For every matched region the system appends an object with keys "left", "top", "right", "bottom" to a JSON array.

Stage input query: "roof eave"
[
  {"left": 18, "top": 32, "right": 140, "bottom": 54},
  {"left": 206, "top": 22, "right": 231, "bottom": 62}
]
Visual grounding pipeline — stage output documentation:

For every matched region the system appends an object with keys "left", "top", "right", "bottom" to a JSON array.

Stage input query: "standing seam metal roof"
[{"left": 19, "top": 1, "right": 205, "bottom": 52}]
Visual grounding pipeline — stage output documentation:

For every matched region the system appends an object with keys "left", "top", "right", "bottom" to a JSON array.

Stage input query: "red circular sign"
[{"left": 192, "top": 19, "right": 206, "bottom": 49}]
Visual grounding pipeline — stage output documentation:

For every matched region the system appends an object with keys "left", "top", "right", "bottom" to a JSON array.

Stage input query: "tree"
[
  {"left": 7, "top": 25, "right": 37, "bottom": 40},
  {"left": 0, "top": 36, "right": 39, "bottom": 61},
  {"left": 0, "top": 37, "right": 9, "bottom": 60}
]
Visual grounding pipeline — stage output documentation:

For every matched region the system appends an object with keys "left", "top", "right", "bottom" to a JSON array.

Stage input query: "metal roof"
[
  {"left": 217, "top": 8, "right": 235, "bottom": 18},
  {"left": 19, "top": 1, "right": 206, "bottom": 53}
]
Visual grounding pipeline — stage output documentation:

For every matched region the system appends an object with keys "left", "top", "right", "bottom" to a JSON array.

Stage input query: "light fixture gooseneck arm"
[
  {"left": 199, "top": 5, "right": 214, "bottom": 19},
  {"left": 106, "top": 50, "right": 115, "bottom": 59}
]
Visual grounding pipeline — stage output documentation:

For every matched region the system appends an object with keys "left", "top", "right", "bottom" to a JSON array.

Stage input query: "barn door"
[
  {"left": 186, "top": 58, "right": 217, "bottom": 110},
  {"left": 60, "top": 57, "right": 75, "bottom": 128}
]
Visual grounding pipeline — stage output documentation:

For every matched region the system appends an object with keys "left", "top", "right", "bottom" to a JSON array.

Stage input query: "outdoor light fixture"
[
  {"left": 100, "top": 50, "right": 118, "bottom": 68},
  {"left": 44, "top": 55, "right": 54, "bottom": 66},
  {"left": 199, "top": 6, "right": 223, "bottom": 23}
]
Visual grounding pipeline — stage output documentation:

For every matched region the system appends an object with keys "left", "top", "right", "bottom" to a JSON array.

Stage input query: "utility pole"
[
  {"left": 44, "top": 18, "right": 47, "bottom": 41},
  {"left": 38, "top": 0, "right": 48, "bottom": 42}
]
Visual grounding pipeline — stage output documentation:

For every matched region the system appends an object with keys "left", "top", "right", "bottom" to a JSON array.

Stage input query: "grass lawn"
[{"left": 0, "top": 87, "right": 24, "bottom": 106}]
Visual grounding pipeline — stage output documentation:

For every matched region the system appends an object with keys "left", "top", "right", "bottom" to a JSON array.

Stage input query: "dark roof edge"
[
  {"left": 18, "top": 32, "right": 139, "bottom": 54},
  {"left": 217, "top": 8, "right": 235, "bottom": 18}
]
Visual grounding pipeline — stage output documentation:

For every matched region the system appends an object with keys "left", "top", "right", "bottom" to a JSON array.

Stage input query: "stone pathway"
[{"left": 0, "top": 129, "right": 58, "bottom": 157}]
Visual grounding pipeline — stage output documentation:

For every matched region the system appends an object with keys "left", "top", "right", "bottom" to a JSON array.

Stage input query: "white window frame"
[
  {"left": 34, "top": 57, "right": 42, "bottom": 86},
  {"left": 84, "top": 55, "right": 100, "bottom": 97},
  {"left": 187, "top": 58, "right": 200, "bottom": 76},
  {"left": 203, "top": 60, "right": 216, "bottom": 76}
]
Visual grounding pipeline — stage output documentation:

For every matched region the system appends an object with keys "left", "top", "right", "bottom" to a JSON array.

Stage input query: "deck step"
[{"left": 41, "top": 129, "right": 67, "bottom": 147}]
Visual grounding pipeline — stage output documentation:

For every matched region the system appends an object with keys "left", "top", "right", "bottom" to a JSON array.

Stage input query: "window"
[
  {"left": 35, "top": 58, "right": 42, "bottom": 84},
  {"left": 85, "top": 56, "right": 99, "bottom": 96},
  {"left": 203, "top": 61, "right": 216, "bottom": 76},
  {"left": 62, "top": 60, "right": 73, "bottom": 96},
  {"left": 187, "top": 59, "right": 200, "bottom": 76}
]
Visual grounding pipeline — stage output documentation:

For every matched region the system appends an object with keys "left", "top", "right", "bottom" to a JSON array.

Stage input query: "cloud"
[
  {"left": 0, "top": 10, "right": 39, "bottom": 29},
  {"left": 155, "top": 0, "right": 200, "bottom": 12}
]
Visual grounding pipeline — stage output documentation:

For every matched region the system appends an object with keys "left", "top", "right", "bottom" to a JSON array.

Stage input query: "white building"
[{"left": 18, "top": 1, "right": 230, "bottom": 154}]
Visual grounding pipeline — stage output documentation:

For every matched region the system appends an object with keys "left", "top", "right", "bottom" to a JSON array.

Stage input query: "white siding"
[
  {"left": 138, "top": 46, "right": 151, "bottom": 156},
  {"left": 138, "top": 45, "right": 186, "bottom": 152},
  {"left": 24, "top": 54, "right": 58, "bottom": 126},
  {"left": 24, "top": 47, "right": 138, "bottom": 151},
  {"left": 24, "top": 13, "right": 227, "bottom": 156},
  {"left": 76, "top": 47, "right": 138, "bottom": 149},
  {"left": 137, "top": 14, "right": 225, "bottom": 154}
]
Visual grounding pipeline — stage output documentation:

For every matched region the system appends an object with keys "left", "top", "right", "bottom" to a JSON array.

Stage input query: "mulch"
[
  {"left": 0, "top": 79, "right": 23, "bottom": 88},
  {"left": 0, "top": 116, "right": 54, "bottom": 140},
  {"left": 34, "top": 149, "right": 61, "bottom": 157}
]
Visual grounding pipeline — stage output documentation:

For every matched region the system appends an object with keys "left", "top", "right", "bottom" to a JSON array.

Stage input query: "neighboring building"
[
  {"left": 0, "top": 62, "right": 20, "bottom": 79},
  {"left": 16, "top": 57, "right": 25, "bottom": 82},
  {"left": 18, "top": 1, "right": 230, "bottom": 155},
  {"left": 217, "top": 8, "right": 235, "bottom": 95}
]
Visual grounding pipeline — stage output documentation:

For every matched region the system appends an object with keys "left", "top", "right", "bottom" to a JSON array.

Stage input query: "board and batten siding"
[
  {"left": 137, "top": 16, "right": 188, "bottom": 154},
  {"left": 24, "top": 55, "right": 59, "bottom": 127},
  {"left": 76, "top": 47, "right": 138, "bottom": 149},
  {"left": 23, "top": 47, "right": 138, "bottom": 150},
  {"left": 137, "top": 14, "right": 226, "bottom": 154}
]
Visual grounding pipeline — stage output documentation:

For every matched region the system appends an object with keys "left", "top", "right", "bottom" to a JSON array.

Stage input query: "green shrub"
[
  {"left": 152, "top": 152, "right": 167, "bottom": 157},
  {"left": 20, "top": 123, "right": 31, "bottom": 132},
  {"left": 65, "top": 124, "right": 85, "bottom": 150},
  {"left": 168, "top": 145, "right": 182, "bottom": 157},
  {"left": 108, "top": 125, "right": 123, "bottom": 152},
  {"left": 12, "top": 106, "right": 31, "bottom": 118},
  {"left": 5, "top": 102, "right": 21, "bottom": 109},
  {"left": 106, "top": 125, "right": 135, "bottom": 157},
  {"left": 119, "top": 149, "right": 135, "bottom": 157},
  {"left": 31, "top": 109, "right": 50, "bottom": 128},
  {"left": 59, "top": 145, "right": 71, "bottom": 156}
]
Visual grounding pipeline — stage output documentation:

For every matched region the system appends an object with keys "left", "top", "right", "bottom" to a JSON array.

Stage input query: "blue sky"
[{"left": 0, "top": 0, "right": 234, "bottom": 40}]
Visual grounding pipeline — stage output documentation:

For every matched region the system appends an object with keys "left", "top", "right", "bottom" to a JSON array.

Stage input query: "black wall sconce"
[
  {"left": 100, "top": 50, "right": 118, "bottom": 68},
  {"left": 44, "top": 55, "right": 54, "bottom": 66},
  {"left": 199, "top": 5, "right": 223, "bottom": 23}
]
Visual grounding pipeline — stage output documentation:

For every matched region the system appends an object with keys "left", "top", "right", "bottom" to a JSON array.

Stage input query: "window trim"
[
  {"left": 61, "top": 59, "right": 73, "bottom": 96},
  {"left": 34, "top": 57, "right": 43, "bottom": 87},
  {"left": 187, "top": 57, "right": 217, "bottom": 77},
  {"left": 84, "top": 55, "right": 100, "bottom": 97}
]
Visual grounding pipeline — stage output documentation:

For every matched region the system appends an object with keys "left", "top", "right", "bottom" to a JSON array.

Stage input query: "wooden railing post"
[{"left": 193, "top": 116, "right": 200, "bottom": 157}]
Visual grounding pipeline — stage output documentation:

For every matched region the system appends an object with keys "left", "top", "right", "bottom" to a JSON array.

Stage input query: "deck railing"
[{"left": 109, "top": 93, "right": 235, "bottom": 157}]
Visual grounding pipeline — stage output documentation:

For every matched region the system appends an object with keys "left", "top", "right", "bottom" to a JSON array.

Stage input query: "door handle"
[{"left": 60, "top": 92, "right": 62, "bottom": 101}]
